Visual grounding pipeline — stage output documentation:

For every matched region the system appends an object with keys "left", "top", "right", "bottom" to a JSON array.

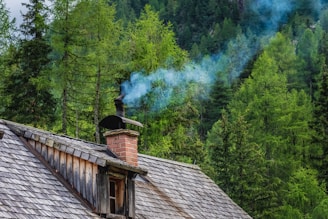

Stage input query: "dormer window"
[
  {"left": 96, "top": 171, "right": 135, "bottom": 219},
  {"left": 109, "top": 180, "right": 116, "bottom": 214}
]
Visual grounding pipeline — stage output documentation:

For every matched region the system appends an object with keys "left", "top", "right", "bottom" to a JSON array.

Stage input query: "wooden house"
[{"left": 0, "top": 119, "right": 252, "bottom": 218}]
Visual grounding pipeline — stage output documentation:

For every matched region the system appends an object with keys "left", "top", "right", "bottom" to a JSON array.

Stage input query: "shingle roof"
[
  {"left": 0, "top": 120, "right": 252, "bottom": 219},
  {"left": 136, "top": 154, "right": 252, "bottom": 219},
  {"left": 0, "top": 121, "right": 99, "bottom": 219}
]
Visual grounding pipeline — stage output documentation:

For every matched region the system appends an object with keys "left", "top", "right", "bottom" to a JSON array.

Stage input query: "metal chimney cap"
[
  {"left": 99, "top": 115, "right": 143, "bottom": 130},
  {"left": 99, "top": 94, "right": 143, "bottom": 130}
]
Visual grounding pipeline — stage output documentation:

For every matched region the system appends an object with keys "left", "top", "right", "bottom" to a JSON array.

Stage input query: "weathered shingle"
[
  {"left": 136, "top": 154, "right": 252, "bottom": 219},
  {"left": 1, "top": 119, "right": 251, "bottom": 219},
  {"left": 0, "top": 121, "right": 99, "bottom": 219}
]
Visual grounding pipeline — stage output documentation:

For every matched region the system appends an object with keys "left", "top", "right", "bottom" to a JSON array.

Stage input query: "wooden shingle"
[{"left": 0, "top": 119, "right": 251, "bottom": 219}]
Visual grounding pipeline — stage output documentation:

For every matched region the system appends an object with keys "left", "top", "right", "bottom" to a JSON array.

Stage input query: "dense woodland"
[{"left": 1, "top": 0, "right": 328, "bottom": 218}]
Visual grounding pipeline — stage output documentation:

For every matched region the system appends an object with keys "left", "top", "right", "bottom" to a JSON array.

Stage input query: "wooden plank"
[
  {"left": 41, "top": 144, "right": 48, "bottom": 161},
  {"left": 60, "top": 151, "right": 67, "bottom": 179},
  {"left": 92, "top": 164, "right": 98, "bottom": 207},
  {"left": 28, "top": 139, "right": 36, "bottom": 149},
  {"left": 85, "top": 161, "right": 93, "bottom": 204},
  {"left": 96, "top": 173, "right": 109, "bottom": 214},
  {"left": 35, "top": 141, "right": 42, "bottom": 153},
  {"left": 80, "top": 159, "right": 86, "bottom": 199},
  {"left": 47, "top": 146, "right": 54, "bottom": 167},
  {"left": 54, "top": 148, "right": 60, "bottom": 172},
  {"left": 73, "top": 156, "right": 80, "bottom": 192},
  {"left": 66, "top": 154, "right": 73, "bottom": 186},
  {"left": 128, "top": 177, "right": 135, "bottom": 218}
]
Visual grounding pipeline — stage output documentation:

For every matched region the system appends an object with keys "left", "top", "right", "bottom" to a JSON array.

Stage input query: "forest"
[{"left": 1, "top": 0, "right": 328, "bottom": 218}]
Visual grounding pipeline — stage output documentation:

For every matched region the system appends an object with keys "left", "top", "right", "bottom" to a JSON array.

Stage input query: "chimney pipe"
[{"left": 115, "top": 94, "right": 125, "bottom": 117}]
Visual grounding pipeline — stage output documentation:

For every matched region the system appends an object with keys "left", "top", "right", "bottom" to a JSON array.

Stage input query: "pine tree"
[
  {"left": 50, "top": 0, "right": 77, "bottom": 134},
  {"left": 126, "top": 4, "right": 187, "bottom": 73},
  {"left": 296, "top": 28, "right": 322, "bottom": 99},
  {"left": 0, "top": 0, "right": 15, "bottom": 53},
  {"left": 51, "top": 0, "right": 125, "bottom": 141},
  {"left": 228, "top": 48, "right": 314, "bottom": 217},
  {"left": 276, "top": 168, "right": 327, "bottom": 218},
  {"left": 198, "top": 80, "right": 232, "bottom": 140},
  {"left": 206, "top": 110, "right": 266, "bottom": 218},
  {"left": 312, "top": 64, "right": 328, "bottom": 190},
  {"left": 2, "top": 0, "right": 56, "bottom": 127}
]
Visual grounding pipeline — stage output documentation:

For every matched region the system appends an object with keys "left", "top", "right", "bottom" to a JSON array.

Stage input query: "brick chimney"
[
  {"left": 100, "top": 94, "right": 142, "bottom": 167},
  {"left": 104, "top": 129, "right": 139, "bottom": 166}
]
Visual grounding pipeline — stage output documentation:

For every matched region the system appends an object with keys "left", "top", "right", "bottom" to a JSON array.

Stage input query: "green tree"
[
  {"left": 0, "top": 0, "right": 15, "bottom": 53},
  {"left": 206, "top": 110, "right": 266, "bottom": 217},
  {"left": 296, "top": 28, "right": 322, "bottom": 99},
  {"left": 51, "top": 0, "right": 124, "bottom": 141},
  {"left": 139, "top": 89, "right": 204, "bottom": 164},
  {"left": 320, "top": 8, "right": 328, "bottom": 32},
  {"left": 276, "top": 168, "right": 327, "bottom": 218},
  {"left": 312, "top": 65, "right": 328, "bottom": 191},
  {"left": 0, "top": 0, "right": 15, "bottom": 114},
  {"left": 2, "top": 0, "right": 56, "bottom": 127},
  {"left": 126, "top": 4, "right": 187, "bottom": 73},
  {"left": 198, "top": 80, "right": 232, "bottom": 140},
  {"left": 228, "top": 49, "right": 314, "bottom": 217},
  {"left": 264, "top": 32, "right": 299, "bottom": 88}
]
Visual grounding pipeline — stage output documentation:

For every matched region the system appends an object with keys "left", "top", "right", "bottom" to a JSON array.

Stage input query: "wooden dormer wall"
[
  {"left": 23, "top": 137, "right": 136, "bottom": 218},
  {"left": 26, "top": 139, "right": 99, "bottom": 208}
]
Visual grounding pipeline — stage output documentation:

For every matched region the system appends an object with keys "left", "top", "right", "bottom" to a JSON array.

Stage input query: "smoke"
[
  {"left": 121, "top": 0, "right": 314, "bottom": 110},
  {"left": 122, "top": 58, "right": 218, "bottom": 110}
]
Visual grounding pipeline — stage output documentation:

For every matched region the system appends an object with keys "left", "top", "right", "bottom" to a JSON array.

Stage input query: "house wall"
[{"left": 27, "top": 139, "right": 98, "bottom": 207}]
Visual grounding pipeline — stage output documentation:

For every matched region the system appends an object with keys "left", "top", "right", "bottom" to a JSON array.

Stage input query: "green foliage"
[
  {"left": 138, "top": 90, "right": 204, "bottom": 164},
  {"left": 206, "top": 110, "right": 266, "bottom": 217},
  {"left": 0, "top": 0, "right": 15, "bottom": 53},
  {"left": 126, "top": 5, "right": 187, "bottom": 73},
  {"left": 312, "top": 65, "right": 328, "bottom": 191},
  {"left": 296, "top": 28, "right": 322, "bottom": 98},
  {"left": 312, "top": 199, "right": 328, "bottom": 219},
  {"left": 276, "top": 168, "right": 327, "bottom": 218},
  {"left": 50, "top": 0, "right": 123, "bottom": 141},
  {"left": 225, "top": 41, "right": 317, "bottom": 217},
  {"left": 1, "top": 1, "right": 328, "bottom": 218},
  {"left": 1, "top": 0, "right": 56, "bottom": 127},
  {"left": 320, "top": 9, "right": 328, "bottom": 32},
  {"left": 198, "top": 80, "right": 232, "bottom": 140}
]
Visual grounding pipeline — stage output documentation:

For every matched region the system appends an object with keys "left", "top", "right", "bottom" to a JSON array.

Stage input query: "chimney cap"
[
  {"left": 100, "top": 94, "right": 143, "bottom": 130},
  {"left": 99, "top": 115, "right": 143, "bottom": 130}
]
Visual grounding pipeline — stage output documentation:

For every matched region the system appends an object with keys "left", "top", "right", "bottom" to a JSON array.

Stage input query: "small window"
[
  {"left": 96, "top": 173, "right": 126, "bottom": 217},
  {"left": 109, "top": 181, "right": 116, "bottom": 214}
]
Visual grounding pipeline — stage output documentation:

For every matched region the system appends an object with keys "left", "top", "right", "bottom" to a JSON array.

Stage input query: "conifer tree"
[
  {"left": 0, "top": 0, "right": 15, "bottom": 115},
  {"left": 206, "top": 110, "right": 266, "bottom": 218},
  {"left": 312, "top": 65, "right": 328, "bottom": 190},
  {"left": 0, "top": 0, "right": 15, "bottom": 53},
  {"left": 2, "top": 0, "right": 56, "bottom": 127},
  {"left": 296, "top": 28, "right": 322, "bottom": 99},
  {"left": 227, "top": 48, "right": 314, "bottom": 217}
]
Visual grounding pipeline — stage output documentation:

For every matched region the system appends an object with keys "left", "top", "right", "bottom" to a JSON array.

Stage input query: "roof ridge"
[
  {"left": 3, "top": 119, "right": 148, "bottom": 175},
  {"left": 138, "top": 153, "right": 201, "bottom": 170},
  {"left": 2, "top": 119, "right": 106, "bottom": 148}
]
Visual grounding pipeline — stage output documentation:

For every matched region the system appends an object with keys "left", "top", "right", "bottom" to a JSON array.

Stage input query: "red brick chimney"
[{"left": 104, "top": 129, "right": 139, "bottom": 166}]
